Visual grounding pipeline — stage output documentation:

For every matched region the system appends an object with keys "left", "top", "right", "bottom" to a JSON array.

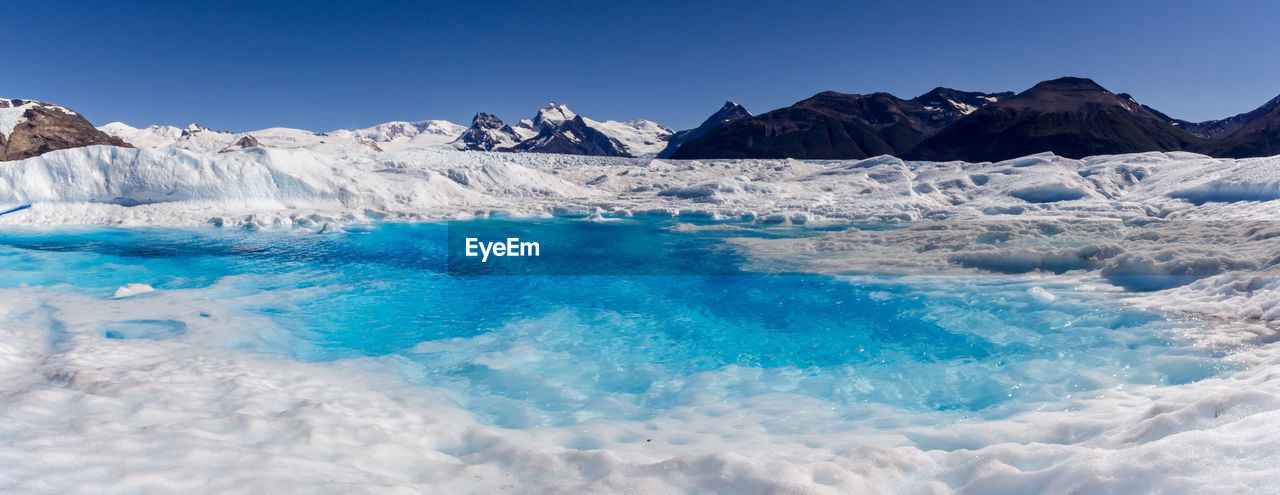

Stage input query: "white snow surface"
[
  {"left": 112, "top": 283, "right": 155, "bottom": 298},
  {"left": 323, "top": 119, "right": 466, "bottom": 150},
  {"left": 0, "top": 100, "right": 38, "bottom": 139},
  {"left": 98, "top": 119, "right": 466, "bottom": 154},
  {"left": 3, "top": 147, "right": 1280, "bottom": 492},
  {"left": 586, "top": 117, "right": 673, "bottom": 157}
]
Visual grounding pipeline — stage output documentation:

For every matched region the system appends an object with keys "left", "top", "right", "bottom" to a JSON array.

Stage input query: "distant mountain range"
[
  {"left": 3, "top": 77, "right": 1280, "bottom": 162},
  {"left": 671, "top": 88, "right": 1014, "bottom": 160},
  {"left": 451, "top": 103, "right": 672, "bottom": 157},
  {"left": 903, "top": 78, "right": 1202, "bottom": 162},
  {"left": 674, "top": 77, "right": 1280, "bottom": 162}
]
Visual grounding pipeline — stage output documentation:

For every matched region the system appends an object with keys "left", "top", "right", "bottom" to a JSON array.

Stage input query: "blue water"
[{"left": 0, "top": 221, "right": 1241, "bottom": 428}]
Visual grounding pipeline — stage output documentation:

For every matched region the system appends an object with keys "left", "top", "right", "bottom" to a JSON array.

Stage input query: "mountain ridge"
[
  {"left": 670, "top": 87, "right": 1014, "bottom": 160},
  {"left": 7, "top": 77, "right": 1280, "bottom": 162},
  {"left": 905, "top": 77, "right": 1205, "bottom": 162}
]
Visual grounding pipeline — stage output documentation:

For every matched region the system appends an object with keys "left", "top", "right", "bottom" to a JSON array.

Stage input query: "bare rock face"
[
  {"left": 218, "top": 134, "right": 262, "bottom": 153},
  {"left": 0, "top": 98, "right": 132, "bottom": 161},
  {"left": 451, "top": 113, "right": 522, "bottom": 151}
]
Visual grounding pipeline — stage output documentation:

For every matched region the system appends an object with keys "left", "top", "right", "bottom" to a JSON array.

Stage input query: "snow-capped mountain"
[
  {"left": 100, "top": 118, "right": 466, "bottom": 154},
  {"left": 324, "top": 120, "right": 465, "bottom": 150},
  {"left": 508, "top": 115, "right": 631, "bottom": 156},
  {"left": 452, "top": 113, "right": 522, "bottom": 151},
  {"left": 455, "top": 103, "right": 672, "bottom": 157},
  {"left": 2, "top": 98, "right": 130, "bottom": 161},
  {"left": 659, "top": 101, "right": 751, "bottom": 158},
  {"left": 516, "top": 102, "right": 578, "bottom": 135},
  {"left": 101, "top": 122, "right": 318, "bottom": 154}
]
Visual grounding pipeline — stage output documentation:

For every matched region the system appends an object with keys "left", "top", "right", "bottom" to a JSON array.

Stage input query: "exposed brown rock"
[
  {"left": 0, "top": 98, "right": 132, "bottom": 161},
  {"left": 218, "top": 134, "right": 262, "bottom": 152}
]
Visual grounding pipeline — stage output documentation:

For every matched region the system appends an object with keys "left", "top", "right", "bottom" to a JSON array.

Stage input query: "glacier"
[{"left": 1, "top": 145, "right": 1279, "bottom": 493}]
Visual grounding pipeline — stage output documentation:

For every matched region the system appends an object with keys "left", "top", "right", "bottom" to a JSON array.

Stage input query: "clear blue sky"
[{"left": 7, "top": 0, "right": 1279, "bottom": 132}]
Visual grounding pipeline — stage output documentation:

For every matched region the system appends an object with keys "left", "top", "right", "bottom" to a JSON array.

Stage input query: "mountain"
[
  {"left": 671, "top": 88, "right": 1012, "bottom": 160},
  {"left": 101, "top": 118, "right": 464, "bottom": 154},
  {"left": 1, "top": 98, "right": 131, "bottom": 161},
  {"left": 514, "top": 103, "right": 578, "bottom": 138},
  {"left": 1141, "top": 95, "right": 1279, "bottom": 140},
  {"left": 451, "top": 113, "right": 522, "bottom": 151},
  {"left": 455, "top": 103, "right": 672, "bottom": 157},
  {"left": 905, "top": 77, "right": 1204, "bottom": 162},
  {"left": 507, "top": 115, "right": 631, "bottom": 156},
  {"left": 324, "top": 120, "right": 465, "bottom": 148},
  {"left": 658, "top": 101, "right": 751, "bottom": 158},
  {"left": 1199, "top": 95, "right": 1280, "bottom": 158}
]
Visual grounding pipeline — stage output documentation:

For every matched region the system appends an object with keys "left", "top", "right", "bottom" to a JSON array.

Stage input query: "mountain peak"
[
  {"left": 658, "top": 101, "right": 752, "bottom": 158},
  {"left": 906, "top": 78, "right": 1201, "bottom": 162},
  {"left": 451, "top": 112, "right": 520, "bottom": 151},
  {"left": 0, "top": 97, "right": 131, "bottom": 160},
  {"left": 1027, "top": 77, "right": 1107, "bottom": 93},
  {"left": 532, "top": 103, "right": 577, "bottom": 129}
]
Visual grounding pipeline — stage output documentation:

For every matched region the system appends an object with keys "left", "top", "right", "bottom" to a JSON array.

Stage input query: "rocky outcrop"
[
  {"left": 451, "top": 113, "right": 521, "bottom": 151},
  {"left": 218, "top": 135, "right": 262, "bottom": 153},
  {"left": 1, "top": 98, "right": 131, "bottom": 161}
]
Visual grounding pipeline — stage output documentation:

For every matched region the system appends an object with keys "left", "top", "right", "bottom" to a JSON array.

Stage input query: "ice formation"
[{"left": 1, "top": 145, "right": 1279, "bottom": 493}]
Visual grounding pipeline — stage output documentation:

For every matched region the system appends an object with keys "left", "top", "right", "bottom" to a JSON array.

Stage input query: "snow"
[
  {"left": 1, "top": 99, "right": 81, "bottom": 139},
  {"left": 113, "top": 283, "right": 155, "bottom": 298},
  {"left": 533, "top": 102, "right": 577, "bottom": 127},
  {"left": 98, "top": 119, "right": 465, "bottom": 154},
  {"left": 323, "top": 119, "right": 465, "bottom": 150},
  {"left": 0, "top": 100, "right": 38, "bottom": 139},
  {"left": 585, "top": 118, "right": 673, "bottom": 157},
  {"left": 3, "top": 145, "right": 1280, "bottom": 492},
  {"left": 946, "top": 98, "right": 978, "bottom": 114},
  {"left": 2, "top": 273, "right": 1280, "bottom": 493},
  {"left": 507, "top": 103, "right": 673, "bottom": 157}
]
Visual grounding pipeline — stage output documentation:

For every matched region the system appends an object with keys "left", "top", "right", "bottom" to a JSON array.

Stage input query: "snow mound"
[{"left": 113, "top": 283, "right": 154, "bottom": 298}]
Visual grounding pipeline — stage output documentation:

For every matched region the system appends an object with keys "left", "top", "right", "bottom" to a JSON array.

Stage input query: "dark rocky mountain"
[
  {"left": 1143, "top": 94, "right": 1280, "bottom": 140},
  {"left": 0, "top": 98, "right": 131, "bottom": 161},
  {"left": 658, "top": 101, "right": 751, "bottom": 158},
  {"left": 1198, "top": 95, "right": 1280, "bottom": 158},
  {"left": 507, "top": 115, "right": 630, "bottom": 156},
  {"left": 454, "top": 104, "right": 636, "bottom": 157},
  {"left": 672, "top": 88, "right": 1011, "bottom": 160},
  {"left": 905, "top": 78, "right": 1204, "bottom": 162},
  {"left": 451, "top": 113, "right": 521, "bottom": 151}
]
